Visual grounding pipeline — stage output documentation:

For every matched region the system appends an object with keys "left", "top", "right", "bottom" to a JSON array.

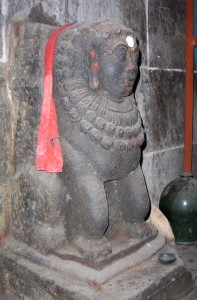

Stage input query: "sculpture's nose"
[
  {"left": 126, "top": 53, "right": 137, "bottom": 70},
  {"left": 125, "top": 58, "right": 138, "bottom": 75},
  {"left": 124, "top": 60, "right": 138, "bottom": 81},
  {"left": 127, "top": 62, "right": 135, "bottom": 70}
]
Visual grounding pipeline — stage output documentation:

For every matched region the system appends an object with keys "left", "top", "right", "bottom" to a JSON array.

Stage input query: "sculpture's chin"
[
  {"left": 109, "top": 87, "right": 133, "bottom": 100},
  {"left": 110, "top": 95, "right": 127, "bottom": 103}
]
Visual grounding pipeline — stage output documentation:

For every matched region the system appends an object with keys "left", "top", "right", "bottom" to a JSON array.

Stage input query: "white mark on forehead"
[{"left": 126, "top": 36, "right": 135, "bottom": 48}]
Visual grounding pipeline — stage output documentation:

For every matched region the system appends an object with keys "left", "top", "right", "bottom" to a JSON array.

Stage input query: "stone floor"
[{"left": 175, "top": 243, "right": 197, "bottom": 287}]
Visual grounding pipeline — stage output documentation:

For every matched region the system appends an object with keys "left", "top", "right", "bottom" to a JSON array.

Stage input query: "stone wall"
[{"left": 0, "top": 0, "right": 195, "bottom": 235}]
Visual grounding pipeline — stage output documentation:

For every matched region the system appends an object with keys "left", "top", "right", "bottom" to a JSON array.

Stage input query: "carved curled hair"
[{"left": 54, "top": 21, "right": 136, "bottom": 86}]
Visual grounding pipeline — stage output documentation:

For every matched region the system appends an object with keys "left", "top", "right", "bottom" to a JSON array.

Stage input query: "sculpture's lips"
[
  {"left": 124, "top": 79, "right": 135, "bottom": 86},
  {"left": 120, "top": 76, "right": 136, "bottom": 87},
  {"left": 122, "top": 70, "right": 138, "bottom": 84}
]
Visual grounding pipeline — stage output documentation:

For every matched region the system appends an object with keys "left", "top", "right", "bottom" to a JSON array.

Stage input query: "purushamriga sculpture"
[{"left": 51, "top": 21, "right": 156, "bottom": 259}]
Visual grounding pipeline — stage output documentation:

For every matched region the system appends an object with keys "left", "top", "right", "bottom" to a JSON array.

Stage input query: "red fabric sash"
[{"left": 36, "top": 23, "right": 74, "bottom": 173}]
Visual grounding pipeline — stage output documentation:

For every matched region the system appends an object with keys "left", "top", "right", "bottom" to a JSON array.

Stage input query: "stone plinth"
[{"left": 0, "top": 236, "right": 196, "bottom": 300}]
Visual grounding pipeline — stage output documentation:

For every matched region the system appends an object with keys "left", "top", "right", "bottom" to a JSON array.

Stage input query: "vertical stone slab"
[
  {"left": 133, "top": 0, "right": 187, "bottom": 204},
  {"left": 136, "top": 69, "right": 185, "bottom": 153},
  {"left": 67, "top": 0, "right": 147, "bottom": 65},
  {"left": 142, "top": 147, "right": 184, "bottom": 205},
  {"left": 0, "top": 0, "right": 6, "bottom": 62},
  {"left": 10, "top": 22, "right": 55, "bottom": 166},
  {"left": 8, "top": 22, "right": 67, "bottom": 249},
  {"left": 135, "top": 68, "right": 185, "bottom": 204},
  {"left": 0, "top": 3, "right": 3, "bottom": 59},
  {"left": 0, "top": 65, "right": 11, "bottom": 235},
  {"left": 148, "top": 0, "right": 186, "bottom": 69},
  {"left": 7, "top": 0, "right": 68, "bottom": 26},
  {"left": 0, "top": 1, "right": 7, "bottom": 235}
]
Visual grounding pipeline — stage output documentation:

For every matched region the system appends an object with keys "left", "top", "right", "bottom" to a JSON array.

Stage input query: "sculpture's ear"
[{"left": 88, "top": 48, "right": 100, "bottom": 89}]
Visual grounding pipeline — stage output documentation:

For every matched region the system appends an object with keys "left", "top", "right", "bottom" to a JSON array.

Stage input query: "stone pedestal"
[{"left": 0, "top": 235, "right": 196, "bottom": 300}]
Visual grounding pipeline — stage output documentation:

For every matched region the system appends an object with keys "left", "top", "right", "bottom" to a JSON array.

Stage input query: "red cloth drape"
[{"left": 36, "top": 23, "right": 74, "bottom": 173}]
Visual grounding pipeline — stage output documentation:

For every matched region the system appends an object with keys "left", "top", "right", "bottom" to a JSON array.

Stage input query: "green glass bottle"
[{"left": 159, "top": 173, "right": 197, "bottom": 245}]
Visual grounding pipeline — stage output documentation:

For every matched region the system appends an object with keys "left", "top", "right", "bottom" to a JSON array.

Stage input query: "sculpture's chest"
[
  {"left": 62, "top": 127, "right": 142, "bottom": 179},
  {"left": 58, "top": 98, "right": 144, "bottom": 178},
  {"left": 58, "top": 95, "right": 144, "bottom": 151}
]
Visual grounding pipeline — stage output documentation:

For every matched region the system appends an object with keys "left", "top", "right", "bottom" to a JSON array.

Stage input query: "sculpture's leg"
[
  {"left": 123, "top": 164, "right": 150, "bottom": 222},
  {"left": 105, "top": 165, "right": 156, "bottom": 239},
  {"left": 67, "top": 173, "right": 111, "bottom": 258},
  {"left": 61, "top": 138, "right": 111, "bottom": 259}
]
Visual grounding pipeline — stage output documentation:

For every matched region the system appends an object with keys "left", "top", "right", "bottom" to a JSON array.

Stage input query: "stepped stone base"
[{"left": 0, "top": 235, "right": 197, "bottom": 299}]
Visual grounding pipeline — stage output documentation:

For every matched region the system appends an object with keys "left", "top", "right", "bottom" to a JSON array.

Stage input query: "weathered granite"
[
  {"left": 0, "top": 65, "right": 10, "bottom": 182},
  {"left": 148, "top": 0, "right": 186, "bottom": 69},
  {"left": 193, "top": 144, "right": 197, "bottom": 178},
  {"left": 136, "top": 68, "right": 185, "bottom": 153},
  {"left": 1, "top": 235, "right": 166, "bottom": 284},
  {"left": 0, "top": 0, "right": 191, "bottom": 218},
  {"left": 3, "top": 0, "right": 147, "bottom": 65},
  {"left": 142, "top": 146, "right": 184, "bottom": 205},
  {"left": 0, "top": 3, "right": 3, "bottom": 59},
  {"left": 135, "top": 68, "right": 186, "bottom": 204},
  {"left": 0, "top": 0, "right": 195, "bottom": 298},
  {"left": 8, "top": 20, "right": 159, "bottom": 268},
  {"left": 0, "top": 240, "right": 196, "bottom": 300},
  {"left": 0, "top": 64, "right": 11, "bottom": 234},
  {"left": 66, "top": 0, "right": 147, "bottom": 65},
  {"left": 9, "top": 22, "right": 55, "bottom": 166},
  {"left": 7, "top": 0, "right": 68, "bottom": 26}
]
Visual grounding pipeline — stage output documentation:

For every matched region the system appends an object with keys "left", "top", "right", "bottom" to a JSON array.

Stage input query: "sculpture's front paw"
[
  {"left": 127, "top": 222, "right": 157, "bottom": 239},
  {"left": 73, "top": 236, "right": 112, "bottom": 260}
]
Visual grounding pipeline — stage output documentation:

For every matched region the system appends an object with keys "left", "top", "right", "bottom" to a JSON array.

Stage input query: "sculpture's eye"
[{"left": 114, "top": 46, "right": 128, "bottom": 62}]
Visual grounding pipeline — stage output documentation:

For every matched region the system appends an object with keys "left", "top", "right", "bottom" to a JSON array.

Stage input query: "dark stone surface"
[
  {"left": 28, "top": 3, "right": 61, "bottom": 26},
  {"left": 0, "top": 66, "right": 11, "bottom": 236},
  {"left": 0, "top": 65, "right": 10, "bottom": 183},
  {"left": 7, "top": 1, "right": 68, "bottom": 26},
  {"left": 5, "top": 0, "right": 147, "bottom": 68},
  {"left": 10, "top": 22, "right": 55, "bottom": 166},
  {"left": 193, "top": 144, "right": 197, "bottom": 178},
  {"left": 9, "top": 22, "right": 67, "bottom": 250},
  {"left": 6, "top": 0, "right": 148, "bottom": 66},
  {"left": 142, "top": 146, "right": 184, "bottom": 205},
  {"left": 0, "top": 0, "right": 189, "bottom": 217},
  {"left": 10, "top": 21, "right": 156, "bottom": 264},
  {"left": 0, "top": 4, "right": 3, "bottom": 59},
  {"left": 0, "top": 243, "right": 196, "bottom": 300},
  {"left": 119, "top": 0, "right": 147, "bottom": 66},
  {"left": 136, "top": 68, "right": 185, "bottom": 153},
  {"left": 0, "top": 1, "right": 195, "bottom": 298},
  {"left": 148, "top": 0, "right": 186, "bottom": 69},
  {"left": 66, "top": 0, "right": 147, "bottom": 66},
  {"left": 1, "top": 235, "right": 165, "bottom": 282}
]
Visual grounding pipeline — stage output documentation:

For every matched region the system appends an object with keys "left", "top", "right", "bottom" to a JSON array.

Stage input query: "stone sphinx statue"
[
  {"left": 12, "top": 21, "right": 156, "bottom": 263},
  {"left": 4, "top": 21, "right": 196, "bottom": 299},
  {"left": 51, "top": 21, "right": 156, "bottom": 259}
]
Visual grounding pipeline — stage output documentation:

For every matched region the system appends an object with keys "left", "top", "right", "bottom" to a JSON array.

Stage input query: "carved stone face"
[{"left": 98, "top": 35, "right": 139, "bottom": 100}]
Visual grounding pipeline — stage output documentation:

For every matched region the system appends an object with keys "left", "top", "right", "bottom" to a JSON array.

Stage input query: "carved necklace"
[{"left": 59, "top": 79, "right": 144, "bottom": 151}]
